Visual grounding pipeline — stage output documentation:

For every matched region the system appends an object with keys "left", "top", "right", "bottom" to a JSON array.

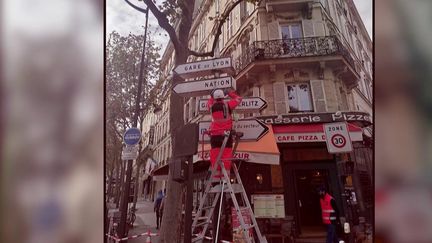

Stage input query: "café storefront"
[
  {"left": 155, "top": 111, "right": 373, "bottom": 241},
  {"left": 250, "top": 111, "right": 372, "bottom": 240}
]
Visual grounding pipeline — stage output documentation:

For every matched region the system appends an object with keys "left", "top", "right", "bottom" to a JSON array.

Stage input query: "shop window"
[{"left": 287, "top": 83, "right": 313, "bottom": 112}]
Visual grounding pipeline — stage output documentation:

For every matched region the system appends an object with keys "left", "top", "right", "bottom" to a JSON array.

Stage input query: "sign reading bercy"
[{"left": 257, "top": 112, "right": 371, "bottom": 126}]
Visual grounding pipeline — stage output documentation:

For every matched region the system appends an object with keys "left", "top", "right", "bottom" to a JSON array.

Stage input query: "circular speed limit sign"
[{"left": 331, "top": 134, "right": 346, "bottom": 148}]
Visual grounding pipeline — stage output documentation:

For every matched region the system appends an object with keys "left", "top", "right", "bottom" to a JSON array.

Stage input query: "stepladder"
[{"left": 192, "top": 130, "right": 267, "bottom": 243}]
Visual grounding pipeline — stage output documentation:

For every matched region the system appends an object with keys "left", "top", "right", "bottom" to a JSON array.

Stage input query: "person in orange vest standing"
[
  {"left": 318, "top": 186, "right": 341, "bottom": 243},
  {"left": 206, "top": 88, "right": 242, "bottom": 179}
]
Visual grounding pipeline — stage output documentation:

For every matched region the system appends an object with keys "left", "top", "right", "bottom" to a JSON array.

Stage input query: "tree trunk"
[
  {"left": 132, "top": 160, "right": 142, "bottom": 211},
  {"left": 160, "top": 46, "right": 190, "bottom": 242},
  {"left": 107, "top": 165, "right": 115, "bottom": 200},
  {"left": 116, "top": 159, "right": 126, "bottom": 208}
]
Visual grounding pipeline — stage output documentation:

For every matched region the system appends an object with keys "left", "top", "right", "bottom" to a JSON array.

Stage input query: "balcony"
[
  {"left": 234, "top": 36, "right": 360, "bottom": 87},
  {"left": 266, "top": 0, "right": 314, "bottom": 12}
]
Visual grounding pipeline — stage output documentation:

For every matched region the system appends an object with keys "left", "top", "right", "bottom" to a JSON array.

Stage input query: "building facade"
[{"left": 147, "top": 0, "right": 372, "bottom": 241}]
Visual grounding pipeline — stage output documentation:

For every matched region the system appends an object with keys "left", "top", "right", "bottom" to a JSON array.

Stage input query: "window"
[
  {"left": 227, "top": 12, "right": 233, "bottom": 39},
  {"left": 365, "top": 80, "right": 372, "bottom": 101},
  {"left": 185, "top": 102, "right": 190, "bottom": 121},
  {"left": 240, "top": 1, "right": 249, "bottom": 24},
  {"left": 320, "top": 0, "right": 329, "bottom": 13},
  {"left": 215, "top": 0, "right": 219, "bottom": 15},
  {"left": 287, "top": 83, "right": 313, "bottom": 112},
  {"left": 281, "top": 24, "right": 303, "bottom": 39}
]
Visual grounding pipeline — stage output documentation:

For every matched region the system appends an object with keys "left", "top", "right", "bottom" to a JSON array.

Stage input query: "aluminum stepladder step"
[{"left": 192, "top": 130, "right": 267, "bottom": 243}]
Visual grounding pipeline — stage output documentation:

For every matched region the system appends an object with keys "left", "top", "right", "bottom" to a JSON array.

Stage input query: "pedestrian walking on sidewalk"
[
  {"left": 159, "top": 192, "right": 166, "bottom": 226},
  {"left": 154, "top": 190, "right": 163, "bottom": 229},
  {"left": 318, "top": 186, "right": 341, "bottom": 243}
]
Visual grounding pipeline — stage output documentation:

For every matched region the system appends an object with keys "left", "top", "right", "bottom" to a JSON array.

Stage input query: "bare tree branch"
[
  {"left": 188, "top": 0, "right": 244, "bottom": 57},
  {"left": 124, "top": 0, "right": 148, "bottom": 14},
  {"left": 141, "top": 0, "right": 182, "bottom": 52}
]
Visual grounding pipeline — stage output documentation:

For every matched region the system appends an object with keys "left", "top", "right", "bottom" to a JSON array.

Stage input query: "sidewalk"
[{"left": 125, "top": 199, "right": 160, "bottom": 243}]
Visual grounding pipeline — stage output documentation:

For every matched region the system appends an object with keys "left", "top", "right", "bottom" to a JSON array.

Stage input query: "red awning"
[
  {"left": 273, "top": 123, "right": 363, "bottom": 143},
  {"left": 194, "top": 125, "right": 280, "bottom": 165}
]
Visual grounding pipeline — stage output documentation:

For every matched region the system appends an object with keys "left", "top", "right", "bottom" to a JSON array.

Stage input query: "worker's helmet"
[{"left": 212, "top": 89, "right": 225, "bottom": 99}]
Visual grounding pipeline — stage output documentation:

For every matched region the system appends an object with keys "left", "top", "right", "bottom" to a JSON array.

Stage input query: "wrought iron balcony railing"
[{"left": 234, "top": 36, "right": 359, "bottom": 75}]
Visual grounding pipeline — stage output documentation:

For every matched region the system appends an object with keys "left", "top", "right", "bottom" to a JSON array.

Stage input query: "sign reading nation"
[
  {"left": 172, "top": 77, "right": 236, "bottom": 97},
  {"left": 173, "top": 57, "right": 235, "bottom": 79},
  {"left": 197, "top": 97, "right": 267, "bottom": 113}
]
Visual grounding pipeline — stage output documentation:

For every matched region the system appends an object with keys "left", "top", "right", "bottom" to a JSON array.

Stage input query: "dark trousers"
[
  {"left": 156, "top": 210, "right": 161, "bottom": 228},
  {"left": 326, "top": 224, "right": 338, "bottom": 243}
]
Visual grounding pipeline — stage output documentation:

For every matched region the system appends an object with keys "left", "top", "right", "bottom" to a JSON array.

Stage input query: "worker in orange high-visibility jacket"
[
  {"left": 318, "top": 186, "right": 341, "bottom": 243},
  {"left": 207, "top": 88, "right": 242, "bottom": 178}
]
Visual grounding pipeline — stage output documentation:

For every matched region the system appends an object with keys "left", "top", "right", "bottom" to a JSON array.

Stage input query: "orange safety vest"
[{"left": 320, "top": 193, "right": 336, "bottom": 225}]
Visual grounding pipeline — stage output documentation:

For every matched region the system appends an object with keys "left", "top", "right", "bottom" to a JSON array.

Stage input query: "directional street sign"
[
  {"left": 198, "top": 97, "right": 267, "bottom": 113},
  {"left": 173, "top": 57, "right": 235, "bottom": 79},
  {"left": 122, "top": 145, "right": 139, "bottom": 160},
  {"left": 323, "top": 122, "right": 353, "bottom": 154},
  {"left": 172, "top": 76, "right": 236, "bottom": 97},
  {"left": 123, "top": 127, "right": 141, "bottom": 146},
  {"left": 199, "top": 119, "right": 269, "bottom": 142}
]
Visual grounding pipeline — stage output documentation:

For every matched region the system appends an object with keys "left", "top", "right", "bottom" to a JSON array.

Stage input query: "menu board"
[
  {"left": 252, "top": 194, "right": 285, "bottom": 218},
  {"left": 232, "top": 207, "right": 252, "bottom": 243}
]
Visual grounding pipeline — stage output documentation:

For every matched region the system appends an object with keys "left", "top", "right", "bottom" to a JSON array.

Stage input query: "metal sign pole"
[{"left": 184, "top": 156, "right": 194, "bottom": 243}]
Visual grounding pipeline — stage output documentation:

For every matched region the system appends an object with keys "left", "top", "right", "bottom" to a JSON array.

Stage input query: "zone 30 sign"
[{"left": 323, "top": 122, "right": 353, "bottom": 154}]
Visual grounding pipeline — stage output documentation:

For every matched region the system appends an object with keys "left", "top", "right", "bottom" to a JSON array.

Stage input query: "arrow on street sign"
[
  {"left": 173, "top": 57, "right": 235, "bottom": 79},
  {"left": 198, "top": 119, "right": 269, "bottom": 142},
  {"left": 172, "top": 76, "right": 236, "bottom": 97},
  {"left": 197, "top": 97, "right": 267, "bottom": 114}
]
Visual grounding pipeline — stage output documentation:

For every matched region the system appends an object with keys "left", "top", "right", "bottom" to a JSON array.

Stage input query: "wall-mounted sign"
[
  {"left": 257, "top": 112, "right": 371, "bottom": 126},
  {"left": 275, "top": 131, "right": 363, "bottom": 143},
  {"left": 252, "top": 194, "right": 285, "bottom": 218}
]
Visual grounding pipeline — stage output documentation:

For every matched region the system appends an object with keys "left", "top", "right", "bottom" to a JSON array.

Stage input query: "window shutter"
[
  {"left": 302, "top": 20, "right": 315, "bottom": 37},
  {"left": 273, "top": 82, "right": 288, "bottom": 114},
  {"left": 252, "top": 86, "right": 261, "bottom": 115},
  {"left": 268, "top": 21, "right": 280, "bottom": 40},
  {"left": 190, "top": 98, "right": 196, "bottom": 118},
  {"left": 314, "top": 21, "right": 325, "bottom": 36},
  {"left": 310, "top": 80, "right": 327, "bottom": 112},
  {"left": 253, "top": 86, "right": 260, "bottom": 97}
]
